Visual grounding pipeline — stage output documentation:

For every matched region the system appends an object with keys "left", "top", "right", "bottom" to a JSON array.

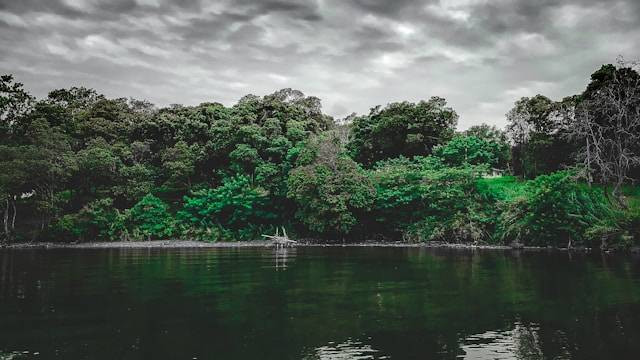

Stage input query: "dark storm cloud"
[{"left": 0, "top": 0, "right": 638, "bottom": 129}]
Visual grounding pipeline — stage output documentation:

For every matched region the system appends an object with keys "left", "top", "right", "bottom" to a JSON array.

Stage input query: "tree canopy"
[{"left": 1, "top": 60, "right": 639, "bottom": 249}]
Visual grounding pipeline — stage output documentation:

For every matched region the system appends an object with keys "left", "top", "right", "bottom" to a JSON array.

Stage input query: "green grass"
[
  {"left": 621, "top": 185, "right": 640, "bottom": 212},
  {"left": 478, "top": 176, "right": 640, "bottom": 209},
  {"left": 476, "top": 176, "right": 527, "bottom": 201}
]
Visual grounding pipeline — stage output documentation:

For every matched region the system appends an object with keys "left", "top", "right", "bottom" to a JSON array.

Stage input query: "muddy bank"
[
  {"left": 3, "top": 240, "right": 268, "bottom": 249},
  {"left": 1, "top": 240, "right": 598, "bottom": 252}
]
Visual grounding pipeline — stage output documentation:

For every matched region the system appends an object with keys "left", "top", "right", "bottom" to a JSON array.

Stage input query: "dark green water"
[{"left": 2, "top": 247, "right": 640, "bottom": 359}]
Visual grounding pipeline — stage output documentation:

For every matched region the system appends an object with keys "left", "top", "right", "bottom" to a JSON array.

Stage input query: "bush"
[
  {"left": 127, "top": 194, "right": 174, "bottom": 240},
  {"left": 498, "top": 171, "right": 621, "bottom": 248},
  {"left": 369, "top": 156, "right": 490, "bottom": 242},
  {"left": 177, "top": 175, "right": 276, "bottom": 241},
  {"left": 288, "top": 156, "right": 375, "bottom": 237},
  {"left": 78, "top": 198, "right": 128, "bottom": 241},
  {"left": 433, "top": 135, "right": 510, "bottom": 169}
]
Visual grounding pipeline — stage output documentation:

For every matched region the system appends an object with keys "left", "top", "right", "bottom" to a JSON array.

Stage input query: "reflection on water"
[
  {"left": 271, "top": 247, "right": 296, "bottom": 270},
  {"left": 460, "top": 323, "right": 546, "bottom": 360},
  {"left": 1, "top": 247, "right": 640, "bottom": 359},
  {"left": 304, "top": 339, "right": 390, "bottom": 360},
  {"left": 0, "top": 351, "right": 32, "bottom": 360}
]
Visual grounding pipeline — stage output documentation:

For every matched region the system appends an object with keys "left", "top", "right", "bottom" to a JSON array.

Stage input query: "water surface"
[{"left": 1, "top": 247, "right": 640, "bottom": 359}]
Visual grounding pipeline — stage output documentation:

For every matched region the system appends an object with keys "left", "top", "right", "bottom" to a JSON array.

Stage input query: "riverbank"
[{"left": 1, "top": 240, "right": 598, "bottom": 252}]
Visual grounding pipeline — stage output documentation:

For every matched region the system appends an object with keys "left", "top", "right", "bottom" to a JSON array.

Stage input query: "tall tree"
[
  {"left": 568, "top": 59, "right": 640, "bottom": 200},
  {"left": 348, "top": 97, "right": 458, "bottom": 167},
  {"left": 506, "top": 95, "right": 575, "bottom": 178},
  {"left": 0, "top": 74, "right": 34, "bottom": 138},
  {"left": 288, "top": 132, "right": 375, "bottom": 238},
  {"left": 0, "top": 75, "right": 35, "bottom": 242}
]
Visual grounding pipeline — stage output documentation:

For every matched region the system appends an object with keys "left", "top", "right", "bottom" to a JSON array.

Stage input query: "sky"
[{"left": 0, "top": 0, "right": 638, "bottom": 130}]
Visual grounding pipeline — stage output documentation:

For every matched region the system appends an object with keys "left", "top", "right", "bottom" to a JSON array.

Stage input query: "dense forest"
[{"left": 1, "top": 60, "right": 639, "bottom": 249}]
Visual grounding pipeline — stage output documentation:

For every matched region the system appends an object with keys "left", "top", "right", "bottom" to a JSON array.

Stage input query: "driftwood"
[{"left": 262, "top": 227, "right": 297, "bottom": 248}]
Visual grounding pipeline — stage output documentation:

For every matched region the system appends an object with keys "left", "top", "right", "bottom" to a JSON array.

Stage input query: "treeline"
[{"left": 1, "top": 60, "right": 639, "bottom": 248}]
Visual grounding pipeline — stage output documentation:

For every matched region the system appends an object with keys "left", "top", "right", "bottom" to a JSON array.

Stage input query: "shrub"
[
  {"left": 498, "top": 171, "right": 621, "bottom": 248},
  {"left": 127, "top": 194, "right": 174, "bottom": 240},
  {"left": 78, "top": 198, "right": 127, "bottom": 241},
  {"left": 288, "top": 156, "right": 375, "bottom": 237},
  {"left": 369, "top": 156, "right": 490, "bottom": 242},
  {"left": 433, "top": 135, "right": 510, "bottom": 169},
  {"left": 177, "top": 175, "right": 275, "bottom": 241}
]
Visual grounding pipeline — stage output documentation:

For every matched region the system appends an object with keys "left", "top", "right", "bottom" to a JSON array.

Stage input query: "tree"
[
  {"left": 498, "top": 171, "right": 619, "bottom": 248},
  {"left": 178, "top": 175, "right": 275, "bottom": 241},
  {"left": 161, "top": 141, "right": 201, "bottom": 189},
  {"left": 369, "top": 156, "right": 488, "bottom": 242},
  {"left": 506, "top": 95, "right": 575, "bottom": 178},
  {"left": 0, "top": 75, "right": 35, "bottom": 243},
  {"left": 464, "top": 124, "right": 508, "bottom": 144},
  {"left": 25, "top": 119, "right": 77, "bottom": 230},
  {"left": 567, "top": 59, "right": 640, "bottom": 200},
  {"left": 433, "top": 135, "right": 510, "bottom": 169},
  {"left": 348, "top": 97, "right": 458, "bottom": 166},
  {"left": 82, "top": 198, "right": 127, "bottom": 241},
  {"left": 288, "top": 133, "right": 375, "bottom": 237},
  {"left": 0, "top": 74, "right": 34, "bottom": 138},
  {"left": 1, "top": 118, "right": 76, "bottom": 242},
  {"left": 75, "top": 138, "right": 121, "bottom": 198},
  {"left": 127, "top": 194, "right": 174, "bottom": 240},
  {"left": 0, "top": 145, "right": 31, "bottom": 242}
]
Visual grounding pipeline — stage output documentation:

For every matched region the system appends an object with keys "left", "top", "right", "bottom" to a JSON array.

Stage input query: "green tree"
[
  {"left": 433, "top": 135, "right": 509, "bottom": 169},
  {"left": 369, "top": 156, "right": 488, "bottom": 242},
  {"left": 161, "top": 141, "right": 201, "bottom": 189},
  {"left": 499, "top": 171, "right": 619, "bottom": 248},
  {"left": 178, "top": 175, "right": 275, "bottom": 241},
  {"left": 127, "top": 194, "right": 174, "bottom": 240},
  {"left": 0, "top": 74, "right": 34, "bottom": 138},
  {"left": 464, "top": 124, "right": 508, "bottom": 144},
  {"left": 288, "top": 134, "right": 375, "bottom": 237},
  {"left": 506, "top": 95, "right": 575, "bottom": 178},
  {"left": 348, "top": 97, "right": 457, "bottom": 167},
  {"left": 76, "top": 198, "right": 127, "bottom": 241}
]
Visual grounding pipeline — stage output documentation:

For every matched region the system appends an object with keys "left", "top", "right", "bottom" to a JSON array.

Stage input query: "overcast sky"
[{"left": 1, "top": 0, "right": 638, "bottom": 129}]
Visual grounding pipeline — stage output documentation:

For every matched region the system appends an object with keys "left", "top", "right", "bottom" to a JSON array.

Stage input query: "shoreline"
[{"left": 0, "top": 240, "right": 601, "bottom": 252}]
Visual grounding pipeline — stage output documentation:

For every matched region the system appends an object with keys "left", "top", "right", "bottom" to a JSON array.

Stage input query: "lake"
[{"left": 1, "top": 246, "right": 640, "bottom": 359}]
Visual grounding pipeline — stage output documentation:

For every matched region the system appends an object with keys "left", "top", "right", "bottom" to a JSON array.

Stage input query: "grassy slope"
[
  {"left": 476, "top": 176, "right": 527, "bottom": 202},
  {"left": 478, "top": 175, "right": 640, "bottom": 205},
  {"left": 622, "top": 185, "right": 640, "bottom": 211}
]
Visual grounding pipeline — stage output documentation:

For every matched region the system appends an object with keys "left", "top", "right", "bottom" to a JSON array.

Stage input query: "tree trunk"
[
  {"left": 585, "top": 136, "right": 593, "bottom": 186},
  {"left": 10, "top": 197, "right": 16, "bottom": 232},
  {"left": 612, "top": 179, "right": 628, "bottom": 209},
  {"left": 2, "top": 198, "right": 8, "bottom": 243}
]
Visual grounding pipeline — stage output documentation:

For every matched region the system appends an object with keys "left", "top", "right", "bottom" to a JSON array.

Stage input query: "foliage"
[
  {"left": 1, "top": 74, "right": 34, "bottom": 138},
  {"left": 505, "top": 95, "right": 576, "bottom": 179},
  {"left": 567, "top": 60, "right": 640, "bottom": 198},
  {"left": 127, "top": 194, "right": 174, "bottom": 240},
  {"left": 498, "top": 171, "right": 622, "bottom": 248},
  {"left": 77, "top": 198, "right": 128, "bottom": 241},
  {"left": 288, "top": 134, "right": 375, "bottom": 237},
  {"left": 178, "top": 175, "right": 275, "bottom": 241},
  {"left": 464, "top": 124, "right": 508, "bottom": 144},
  {"left": 433, "top": 135, "right": 510, "bottom": 169},
  {"left": 2, "top": 67, "right": 640, "bottom": 249},
  {"left": 347, "top": 98, "right": 457, "bottom": 167},
  {"left": 476, "top": 176, "right": 527, "bottom": 201},
  {"left": 369, "top": 156, "right": 490, "bottom": 242}
]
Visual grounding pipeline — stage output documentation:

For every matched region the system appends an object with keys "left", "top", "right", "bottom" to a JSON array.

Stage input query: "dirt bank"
[{"left": 2, "top": 240, "right": 594, "bottom": 252}]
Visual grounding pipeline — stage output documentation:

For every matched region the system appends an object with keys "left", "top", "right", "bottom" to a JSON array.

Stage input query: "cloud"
[{"left": 0, "top": 0, "right": 638, "bottom": 129}]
